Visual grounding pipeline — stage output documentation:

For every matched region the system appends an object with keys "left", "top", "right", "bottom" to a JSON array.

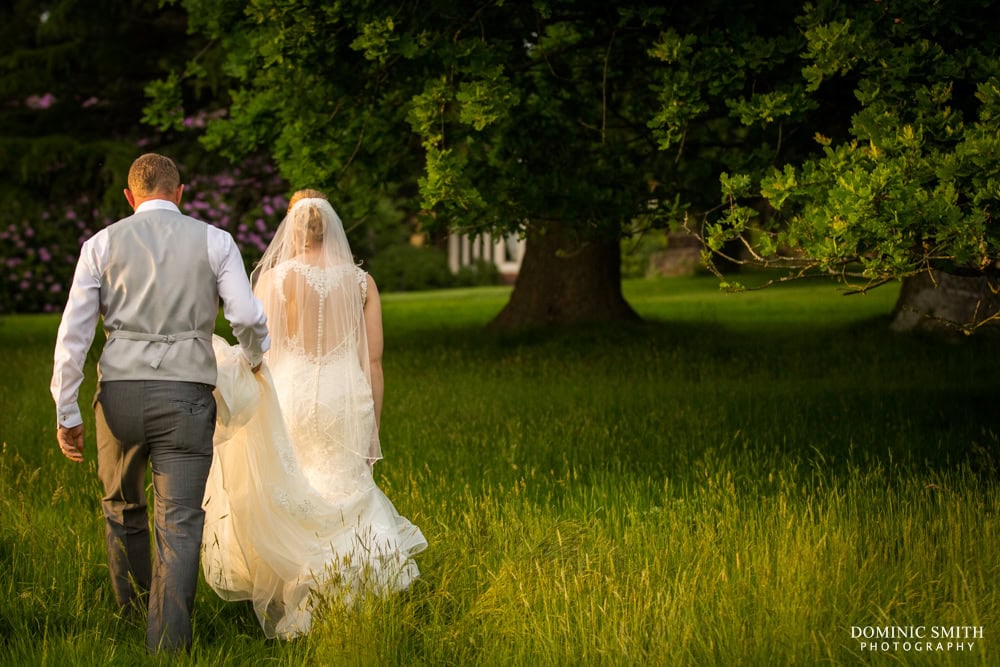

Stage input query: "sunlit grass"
[{"left": 1, "top": 277, "right": 997, "bottom": 665}]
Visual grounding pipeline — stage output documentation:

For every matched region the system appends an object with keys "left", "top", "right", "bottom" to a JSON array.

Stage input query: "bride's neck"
[{"left": 295, "top": 248, "right": 324, "bottom": 262}]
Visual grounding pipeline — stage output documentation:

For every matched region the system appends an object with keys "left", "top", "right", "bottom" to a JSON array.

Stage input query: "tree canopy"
[
  {"left": 148, "top": 2, "right": 683, "bottom": 231},
  {"left": 9, "top": 1, "right": 997, "bottom": 327},
  {"left": 658, "top": 0, "right": 1000, "bottom": 300},
  {"left": 149, "top": 0, "right": 831, "bottom": 326}
]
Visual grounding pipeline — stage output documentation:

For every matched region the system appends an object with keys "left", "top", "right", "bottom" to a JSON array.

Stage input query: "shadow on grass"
[{"left": 384, "top": 314, "right": 999, "bottom": 488}]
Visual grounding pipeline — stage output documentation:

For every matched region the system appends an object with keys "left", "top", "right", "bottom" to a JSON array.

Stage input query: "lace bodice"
[
  {"left": 262, "top": 261, "right": 368, "bottom": 363},
  {"left": 272, "top": 261, "right": 367, "bottom": 304}
]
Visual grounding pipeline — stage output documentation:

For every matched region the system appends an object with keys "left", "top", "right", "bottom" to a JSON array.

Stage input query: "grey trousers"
[{"left": 95, "top": 380, "right": 216, "bottom": 653}]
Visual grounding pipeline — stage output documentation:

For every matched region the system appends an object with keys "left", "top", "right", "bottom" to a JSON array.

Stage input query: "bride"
[{"left": 202, "top": 190, "right": 427, "bottom": 638}]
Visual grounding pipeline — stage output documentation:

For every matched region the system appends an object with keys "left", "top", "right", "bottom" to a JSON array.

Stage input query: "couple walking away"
[{"left": 51, "top": 153, "right": 426, "bottom": 652}]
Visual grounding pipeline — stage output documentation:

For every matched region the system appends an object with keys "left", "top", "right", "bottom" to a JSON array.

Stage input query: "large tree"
[
  {"left": 149, "top": 1, "right": 808, "bottom": 328},
  {"left": 654, "top": 0, "right": 1000, "bottom": 334}
]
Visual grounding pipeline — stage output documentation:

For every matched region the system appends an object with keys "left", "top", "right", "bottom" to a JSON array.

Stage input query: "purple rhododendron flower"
[{"left": 26, "top": 92, "right": 57, "bottom": 109}]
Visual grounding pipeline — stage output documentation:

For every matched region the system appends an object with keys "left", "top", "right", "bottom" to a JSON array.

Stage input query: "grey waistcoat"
[{"left": 98, "top": 209, "right": 219, "bottom": 386}]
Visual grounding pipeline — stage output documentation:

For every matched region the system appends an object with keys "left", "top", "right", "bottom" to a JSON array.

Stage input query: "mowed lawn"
[{"left": 1, "top": 276, "right": 997, "bottom": 666}]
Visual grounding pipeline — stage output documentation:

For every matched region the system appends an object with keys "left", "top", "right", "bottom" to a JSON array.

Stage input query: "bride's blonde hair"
[{"left": 288, "top": 189, "right": 328, "bottom": 248}]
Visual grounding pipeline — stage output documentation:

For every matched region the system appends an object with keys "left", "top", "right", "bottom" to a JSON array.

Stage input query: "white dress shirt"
[{"left": 51, "top": 199, "right": 270, "bottom": 428}]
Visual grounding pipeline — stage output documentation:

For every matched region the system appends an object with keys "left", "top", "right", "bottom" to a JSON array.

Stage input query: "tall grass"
[{"left": 1, "top": 277, "right": 997, "bottom": 665}]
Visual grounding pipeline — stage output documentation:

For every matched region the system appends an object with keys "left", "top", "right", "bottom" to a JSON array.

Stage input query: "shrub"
[
  {"left": 620, "top": 230, "right": 669, "bottom": 279},
  {"left": 1, "top": 155, "right": 287, "bottom": 314},
  {"left": 454, "top": 258, "right": 501, "bottom": 287},
  {"left": 364, "top": 243, "right": 454, "bottom": 292}
]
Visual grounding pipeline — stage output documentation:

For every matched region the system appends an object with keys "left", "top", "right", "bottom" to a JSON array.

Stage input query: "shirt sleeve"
[
  {"left": 209, "top": 226, "right": 270, "bottom": 366},
  {"left": 50, "top": 235, "right": 104, "bottom": 428}
]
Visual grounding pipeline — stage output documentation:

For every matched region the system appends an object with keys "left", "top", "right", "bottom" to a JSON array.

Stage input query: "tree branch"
[{"left": 601, "top": 30, "right": 615, "bottom": 145}]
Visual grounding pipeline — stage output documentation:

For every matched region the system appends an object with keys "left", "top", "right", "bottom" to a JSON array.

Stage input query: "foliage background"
[{"left": 0, "top": 0, "right": 491, "bottom": 315}]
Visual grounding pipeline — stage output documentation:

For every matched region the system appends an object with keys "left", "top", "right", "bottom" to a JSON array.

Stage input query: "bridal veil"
[
  {"left": 202, "top": 197, "right": 425, "bottom": 638},
  {"left": 252, "top": 196, "right": 381, "bottom": 463}
]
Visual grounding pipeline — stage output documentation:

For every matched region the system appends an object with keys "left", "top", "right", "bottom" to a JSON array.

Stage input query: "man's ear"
[
  {"left": 174, "top": 184, "right": 185, "bottom": 206},
  {"left": 124, "top": 188, "right": 137, "bottom": 210}
]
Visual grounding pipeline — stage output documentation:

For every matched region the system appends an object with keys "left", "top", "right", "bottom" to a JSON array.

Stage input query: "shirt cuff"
[{"left": 58, "top": 404, "right": 83, "bottom": 429}]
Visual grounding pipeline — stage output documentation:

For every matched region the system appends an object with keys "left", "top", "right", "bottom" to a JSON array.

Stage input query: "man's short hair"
[{"left": 128, "top": 153, "right": 180, "bottom": 198}]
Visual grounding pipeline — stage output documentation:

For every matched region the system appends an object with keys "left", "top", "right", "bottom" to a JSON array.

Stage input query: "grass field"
[{"left": 1, "top": 276, "right": 998, "bottom": 665}]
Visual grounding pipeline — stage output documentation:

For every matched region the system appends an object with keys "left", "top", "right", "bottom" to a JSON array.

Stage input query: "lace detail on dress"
[
  {"left": 279, "top": 260, "right": 348, "bottom": 297},
  {"left": 286, "top": 339, "right": 350, "bottom": 365},
  {"left": 273, "top": 487, "right": 317, "bottom": 518},
  {"left": 273, "top": 261, "right": 363, "bottom": 361},
  {"left": 271, "top": 261, "right": 366, "bottom": 306},
  {"left": 356, "top": 267, "right": 368, "bottom": 305}
]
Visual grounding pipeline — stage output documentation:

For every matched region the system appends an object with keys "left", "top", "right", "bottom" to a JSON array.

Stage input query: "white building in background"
[{"left": 447, "top": 232, "right": 526, "bottom": 282}]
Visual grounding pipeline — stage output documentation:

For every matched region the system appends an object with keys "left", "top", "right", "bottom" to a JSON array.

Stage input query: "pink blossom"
[{"left": 26, "top": 92, "right": 57, "bottom": 109}]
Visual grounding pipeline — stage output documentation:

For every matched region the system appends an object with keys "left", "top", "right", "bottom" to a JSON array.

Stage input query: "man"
[{"left": 50, "top": 153, "right": 269, "bottom": 652}]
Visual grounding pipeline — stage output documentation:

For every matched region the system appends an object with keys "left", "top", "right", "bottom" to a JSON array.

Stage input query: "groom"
[{"left": 51, "top": 153, "right": 269, "bottom": 652}]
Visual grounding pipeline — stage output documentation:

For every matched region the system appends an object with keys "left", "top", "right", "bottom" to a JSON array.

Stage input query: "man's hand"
[{"left": 57, "top": 424, "right": 85, "bottom": 463}]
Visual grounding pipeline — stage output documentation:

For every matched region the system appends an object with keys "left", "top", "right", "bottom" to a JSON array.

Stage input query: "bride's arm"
[{"left": 364, "top": 274, "right": 384, "bottom": 428}]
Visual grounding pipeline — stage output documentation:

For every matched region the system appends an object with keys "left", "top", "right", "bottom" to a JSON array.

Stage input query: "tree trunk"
[
  {"left": 489, "top": 224, "right": 639, "bottom": 330},
  {"left": 890, "top": 269, "right": 1000, "bottom": 335}
]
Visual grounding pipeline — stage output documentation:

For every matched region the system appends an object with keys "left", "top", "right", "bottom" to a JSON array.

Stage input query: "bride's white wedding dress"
[{"left": 202, "top": 257, "right": 426, "bottom": 639}]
